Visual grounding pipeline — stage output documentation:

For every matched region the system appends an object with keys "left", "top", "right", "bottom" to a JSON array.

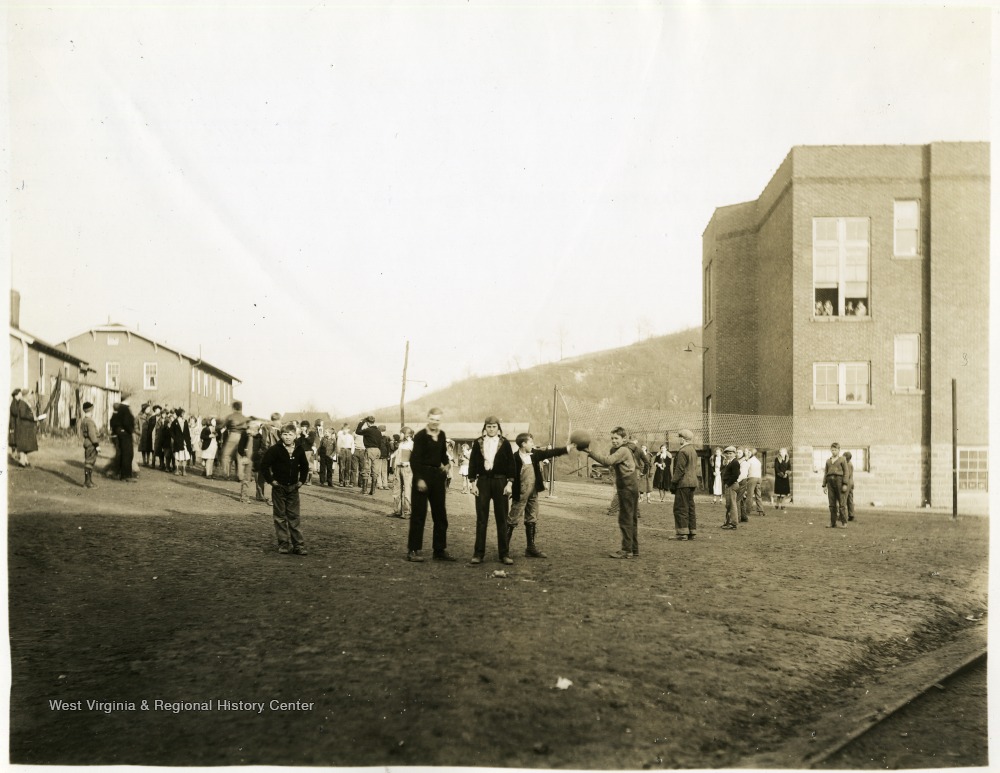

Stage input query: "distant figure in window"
[
  {"left": 814, "top": 301, "right": 824, "bottom": 316},
  {"left": 854, "top": 301, "right": 867, "bottom": 316},
  {"left": 823, "top": 300, "right": 834, "bottom": 316},
  {"left": 845, "top": 301, "right": 854, "bottom": 316}
]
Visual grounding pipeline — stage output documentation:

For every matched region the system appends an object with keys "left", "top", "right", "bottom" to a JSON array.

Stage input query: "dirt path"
[{"left": 7, "top": 444, "right": 989, "bottom": 768}]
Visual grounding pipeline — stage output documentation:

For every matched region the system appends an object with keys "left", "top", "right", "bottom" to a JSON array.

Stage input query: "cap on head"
[
  {"left": 82, "top": 401, "right": 94, "bottom": 411},
  {"left": 11, "top": 389, "right": 21, "bottom": 398},
  {"left": 724, "top": 445, "right": 736, "bottom": 453},
  {"left": 366, "top": 415, "right": 376, "bottom": 423},
  {"left": 678, "top": 429, "right": 694, "bottom": 441},
  {"left": 831, "top": 442, "right": 840, "bottom": 449},
  {"left": 270, "top": 412, "right": 282, "bottom": 421}
]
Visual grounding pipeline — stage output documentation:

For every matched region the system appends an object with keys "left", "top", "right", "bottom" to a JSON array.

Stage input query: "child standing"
[
  {"left": 260, "top": 423, "right": 310, "bottom": 555},
  {"left": 507, "top": 433, "right": 573, "bottom": 558},
  {"left": 81, "top": 401, "right": 100, "bottom": 489},
  {"left": 585, "top": 427, "right": 639, "bottom": 559}
]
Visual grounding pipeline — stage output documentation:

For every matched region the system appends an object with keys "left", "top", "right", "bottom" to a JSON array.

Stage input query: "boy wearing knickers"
[
  {"left": 81, "top": 401, "right": 100, "bottom": 489},
  {"left": 507, "top": 433, "right": 575, "bottom": 558}
]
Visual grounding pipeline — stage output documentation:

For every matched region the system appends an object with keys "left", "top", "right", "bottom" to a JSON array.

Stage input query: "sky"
[{"left": 6, "top": 1, "right": 994, "bottom": 418}]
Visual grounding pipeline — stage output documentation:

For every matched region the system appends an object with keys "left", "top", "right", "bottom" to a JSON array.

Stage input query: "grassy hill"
[{"left": 350, "top": 326, "right": 703, "bottom": 439}]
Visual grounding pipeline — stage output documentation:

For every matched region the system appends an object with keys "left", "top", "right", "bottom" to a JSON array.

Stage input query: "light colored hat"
[
  {"left": 724, "top": 445, "right": 736, "bottom": 453},
  {"left": 678, "top": 429, "right": 694, "bottom": 441}
]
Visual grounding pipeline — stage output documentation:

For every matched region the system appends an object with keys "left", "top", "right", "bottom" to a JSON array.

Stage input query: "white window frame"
[
  {"left": 894, "top": 200, "right": 920, "bottom": 258},
  {"left": 106, "top": 362, "right": 120, "bottom": 390},
  {"left": 813, "top": 362, "right": 871, "bottom": 406},
  {"left": 958, "top": 447, "right": 988, "bottom": 492},
  {"left": 894, "top": 334, "right": 920, "bottom": 390},
  {"left": 813, "top": 217, "right": 870, "bottom": 317},
  {"left": 811, "top": 447, "right": 869, "bottom": 473},
  {"left": 144, "top": 362, "right": 158, "bottom": 390}
]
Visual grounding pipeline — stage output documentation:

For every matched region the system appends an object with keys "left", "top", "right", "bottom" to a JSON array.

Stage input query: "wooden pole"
[
  {"left": 400, "top": 341, "right": 409, "bottom": 431},
  {"left": 952, "top": 378, "right": 958, "bottom": 520},
  {"left": 547, "top": 385, "right": 558, "bottom": 497}
]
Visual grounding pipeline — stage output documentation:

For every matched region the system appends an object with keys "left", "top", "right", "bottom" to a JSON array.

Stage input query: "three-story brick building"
[{"left": 702, "top": 142, "right": 989, "bottom": 510}]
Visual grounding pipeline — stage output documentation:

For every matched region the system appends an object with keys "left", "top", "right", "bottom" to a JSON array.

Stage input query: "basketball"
[{"left": 569, "top": 429, "right": 591, "bottom": 450}]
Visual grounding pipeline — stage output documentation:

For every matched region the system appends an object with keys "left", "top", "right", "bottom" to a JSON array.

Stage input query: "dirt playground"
[{"left": 6, "top": 442, "right": 989, "bottom": 768}]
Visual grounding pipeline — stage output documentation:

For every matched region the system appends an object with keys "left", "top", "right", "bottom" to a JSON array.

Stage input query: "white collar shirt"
[{"left": 483, "top": 435, "right": 500, "bottom": 470}]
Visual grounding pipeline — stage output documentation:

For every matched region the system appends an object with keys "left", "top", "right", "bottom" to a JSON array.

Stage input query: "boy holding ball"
[
  {"left": 507, "top": 433, "right": 575, "bottom": 558},
  {"left": 585, "top": 427, "right": 639, "bottom": 559}
]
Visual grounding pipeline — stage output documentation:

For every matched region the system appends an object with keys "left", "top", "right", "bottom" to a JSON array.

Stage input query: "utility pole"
[
  {"left": 400, "top": 340, "right": 410, "bottom": 430},
  {"left": 952, "top": 378, "right": 958, "bottom": 520},
  {"left": 547, "top": 385, "right": 558, "bottom": 497}
]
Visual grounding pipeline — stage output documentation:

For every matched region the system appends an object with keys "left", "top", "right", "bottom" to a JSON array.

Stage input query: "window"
[
  {"left": 704, "top": 263, "right": 713, "bottom": 325},
  {"left": 38, "top": 356, "right": 46, "bottom": 395},
  {"left": 144, "top": 362, "right": 158, "bottom": 390},
  {"left": 813, "top": 362, "right": 870, "bottom": 405},
  {"left": 894, "top": 200, "right": 920, "bottom": 257},
  {"left": 192, "top": 369, "right": 196, "bottom": 393},
  {"left": 106, "top": 362, "right": 120, "bottom": 389},
  {"left": 811, "top": 447, "right": 868, "bottom": 473},
  {"left": 894, "top": 334, "right": 920, "bottom": 390},
  {"left": 107, "top": 335, "right": 119, "bottom": 346},
  {"left": 216, "top": 380, "right": 221, "bottom": 400},
  {"left": 958, "top": 448, "right": 988, "bottom": 491},
  {"left": 813, "top": 217, "right": 870, "bottom": 317}
]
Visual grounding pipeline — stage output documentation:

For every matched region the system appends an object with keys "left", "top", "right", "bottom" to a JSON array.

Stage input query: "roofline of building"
[
  {"left": 10, "top": 326, "right": 94, "bottom": 372},
  {"left": 60, "top": 324, "right": 241, "bottom": 383}
]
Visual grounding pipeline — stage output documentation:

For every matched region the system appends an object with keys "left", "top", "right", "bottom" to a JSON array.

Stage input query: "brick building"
[
  {"left": 702, "top": 142, "right": 989, "bottom": 510},
  {"left": 57, "top": 324, "right": 240, "bottom": 419}
]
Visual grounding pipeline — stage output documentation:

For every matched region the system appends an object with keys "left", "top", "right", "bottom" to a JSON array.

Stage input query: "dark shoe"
[
  {"left": 631, "top": 552, "right": 639, "bottom": 558},
  {"left": 469, "top": 556, "right": 483, "bottom": 565},
  {"left": 433, "top": 551, "right": 457, "bottom": 562},
  {"left": 848, "top": 516, "right": 855, "bottom": 521},
  {"left": 406, "top": 550, "right": 424, "bottom": 562},
  {"left": 501, "top": 556, "right": 514, "bottom": 566},
  {"left": 688, "top": 534, "right": 696, "bottom": 540},
  {"left": 608, "top": 550, "right": 631, "bottom": 559},
  {"left": 278, "top": 546, "right": 291, "bottom": 554},
  {"left": 675, "top": 535, "right": 688, "bottom": 540},
  {"left": 293, "top": 546, "right": 309, "bottom": 556},
  {"left": 525, "top": 546, "right": 547, "bottom": 558}
]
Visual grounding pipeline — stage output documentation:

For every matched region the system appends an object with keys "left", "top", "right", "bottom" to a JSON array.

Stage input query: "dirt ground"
[{"left": 6, "top": 442, "right": 989, "bottom": 768}]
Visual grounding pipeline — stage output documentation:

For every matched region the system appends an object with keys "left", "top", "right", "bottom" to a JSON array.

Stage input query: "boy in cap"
[
  {"left": 468, "top": 415, "right": 516, "bottom": 565},
  {"left": 356, "top": 416, "right": 383, "bottom": 495},
  {"left": 823, "top": 443, "right": 848, "bottom": 528},
  {"left": 81, "top": 401, "right": 100, "bottom": 489},
  {"left": 720, "top": 446, "right": 742, "bottom": 529},
  {"left": 670, "top": 429, "right": 699, "bottom": 540},
  {"left": 507, "top": 432, "right": 575, "bottom": 558},
  {"left": 260, "top": 423, "right": 310, "bottom": 555}
]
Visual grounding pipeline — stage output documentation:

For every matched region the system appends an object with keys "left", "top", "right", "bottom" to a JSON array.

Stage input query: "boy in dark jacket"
[
  {"left": 720, "top": 446, "right": 742, "bottom": 529},
  {"left": 81, "top": 401, "right": 100, "bottom": 489},
  {"left": 507, "top": 433, "right": 575, "bottom": 558},
  {"left": 468, "top": 415, "right": 516, "bottom": 565},
  {"left": 585, "top": 427, "right": 639, "bottom": 559},
  {"left": 260, "top": 423, "right": 310, "bottom": 555}
]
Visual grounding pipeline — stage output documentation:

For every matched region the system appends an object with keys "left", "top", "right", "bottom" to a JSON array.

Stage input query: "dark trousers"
[
  {"left": 826, "top": 479, "right": 846, "bottom": 526},
  {"left": 408, "top": 474, "right": 448, "bottom": 554},
  {"left": 673, "top": 486, "right": 697, "bottom": 535},
  {"left": 272, "top": 483, "right": 304, "bottom": 548},
  {"left": 724, "top": 483, "right": 740, "bottom": 525},
  {"left": 617, "top": 483, "right": 639, "bottom": 554},
  {"left": 474, "top": 476, "right": 510, "bottom": 559},
  {"left": 319, "top": 456, "right": 334, "bottom": 485},
  {"left": 118, "top": 434, "right": 135, "bottom": 479}
]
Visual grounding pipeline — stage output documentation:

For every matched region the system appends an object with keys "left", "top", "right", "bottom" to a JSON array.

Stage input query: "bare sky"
[{"left": 7, "top": 1, "right": 992, "bottom": 417}]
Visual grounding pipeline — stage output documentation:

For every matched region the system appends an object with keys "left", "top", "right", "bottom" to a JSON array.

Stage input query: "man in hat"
[
  {"left": 468, "top": 415, "right": 516, "bottom": 565},
  {"left": 670, "top": 429, "right": 699, "bottom": 540},
  {"left": 81, "top": 401, "right": 100, "bottom": 488},
  {"left": 720, "top": 446, "right": 742, "bottom": 529},
  {"left": 356, "top": 416, "right": 383, "bottom": 495}
]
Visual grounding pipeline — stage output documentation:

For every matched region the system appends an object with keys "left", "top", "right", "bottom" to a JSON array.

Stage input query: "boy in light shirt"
[{"left": 507, "top": 433, "right": 574, "bottom": 558}]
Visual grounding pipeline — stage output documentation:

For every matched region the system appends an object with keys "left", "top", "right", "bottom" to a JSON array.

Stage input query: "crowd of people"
[{"left": 61, "top": 396, "right": 861, "bottom": 558}]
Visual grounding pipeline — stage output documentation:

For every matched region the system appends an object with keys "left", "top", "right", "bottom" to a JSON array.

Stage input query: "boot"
[
  {"left": 525, "top": 523, "right": 547, "bottom": 558},
  {"left": 84, "top": 469, "right": 94, "bottom": 489},
  {"left": 506, "top": 524, "right": 515, "bottom": 549}
]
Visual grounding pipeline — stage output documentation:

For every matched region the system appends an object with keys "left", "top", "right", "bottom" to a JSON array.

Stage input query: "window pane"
[
  {"left": 843, "top": 364, "right": 869, "bottom": 403},
  {"left": 814, "top": 219, "right": 838, "bottom": 240},
  {"left": 895, "top": 200, "right": 919, "bottom": 228},
  {"left": 846, "top": 219, "right": 869, "bottom": 241},
  {"left": 896, "top": 230, "right": 918, "bottom": 256},
  {"left": 814, "top": 364, "right": 838, "bottom": 403}
]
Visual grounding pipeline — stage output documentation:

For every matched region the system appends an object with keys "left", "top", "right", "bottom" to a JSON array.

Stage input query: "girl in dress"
[
  {"left": 652, "top": 444, "right": 672, "bottom": 502},
  {"left": 773, "top": 448, "right": 791, "bottom": 509},
  {"left": 711, "top": 447, "right": 724, "bottom": 503},
  {"left": 171, "top": 408, "right": 194, "bottom": 476},
  {"left": 459, "top": 443, "right": 471, "bottom": 493},
  {"left": 201, "top": 418, "right": 219, "bottom": 478}
]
